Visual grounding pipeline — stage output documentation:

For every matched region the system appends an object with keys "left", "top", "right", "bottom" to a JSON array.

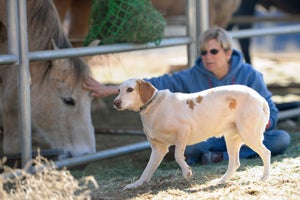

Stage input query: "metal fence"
[{"left": 1, "top": 0, "right": 300, "bottom": 170}]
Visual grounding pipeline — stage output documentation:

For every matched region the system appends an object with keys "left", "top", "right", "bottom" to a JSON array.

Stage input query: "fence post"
[
  {"left": 186, "top": 0, "right": 198, "bottom": 68},
  {"left": 9, "top": 0, "right": 32, "bottom": 169}
]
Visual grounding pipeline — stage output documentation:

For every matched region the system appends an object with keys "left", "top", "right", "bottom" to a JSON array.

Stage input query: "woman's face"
[{"left": 201, "top": 39, "right": 232, "bottom": 79}]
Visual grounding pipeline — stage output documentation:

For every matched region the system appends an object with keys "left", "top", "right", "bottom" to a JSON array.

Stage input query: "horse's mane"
[{"left": 27, "top": 0, "right": 90, "bottom": 82}]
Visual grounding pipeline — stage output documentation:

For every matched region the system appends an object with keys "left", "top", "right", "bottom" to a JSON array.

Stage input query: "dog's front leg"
[{"left": 124, "top": 139, "right": 168, "bottom": 189}]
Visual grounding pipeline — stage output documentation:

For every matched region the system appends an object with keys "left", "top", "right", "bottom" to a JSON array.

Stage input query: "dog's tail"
[{"left": 262, "top": 100, "right": 270, "bottom": 126}]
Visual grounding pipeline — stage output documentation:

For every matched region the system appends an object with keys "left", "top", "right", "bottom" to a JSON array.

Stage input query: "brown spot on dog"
[
  {"left": 186, "top": 99, "right": 195, "bottom": 110},
  {"left": 226, "top": 97, "right": 237, "bottom": 110},
  {"left": 196, "top": 95, "right": 203, "bottom": 103}
]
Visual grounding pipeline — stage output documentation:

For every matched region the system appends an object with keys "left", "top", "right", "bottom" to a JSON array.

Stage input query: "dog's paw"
[
  {"left": 123, "top": 184, "right": 135, "bottom": 190},
  {"left": 208, "top": 178, "right": 226, "bottom": 186},
  {"left": 123, "top": 183, "right": 138, "bottom": 190},
  {"left": 215, "top": 178, "right": 226, "bottom": 185},
  {"left": 261, "top": 174, "right": 270, "bottom": 181},
  {"left": 123, "top": 180, "right": 144, "bottom": 190},
  {"left": 183, "top": 168, "right": 193, "bottom": 180}
]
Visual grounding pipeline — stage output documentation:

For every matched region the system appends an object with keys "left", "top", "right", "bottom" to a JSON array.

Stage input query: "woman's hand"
[{"left": 83, "top": 77, "right": 118, "bottom": 98}]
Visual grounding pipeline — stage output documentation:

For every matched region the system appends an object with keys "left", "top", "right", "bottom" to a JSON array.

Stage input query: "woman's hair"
[{"left": 199, "top": 26, "right": 232, "bottom": 52}]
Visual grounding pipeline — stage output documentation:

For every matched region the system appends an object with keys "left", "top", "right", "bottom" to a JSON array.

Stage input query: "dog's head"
[{"left": 113, "top": 78, "right": 157, "bottom": 112}]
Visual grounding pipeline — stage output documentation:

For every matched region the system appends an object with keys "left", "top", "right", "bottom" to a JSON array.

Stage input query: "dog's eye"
[{"left": 127, "top": 88, "right": 134, "bottom": 93}]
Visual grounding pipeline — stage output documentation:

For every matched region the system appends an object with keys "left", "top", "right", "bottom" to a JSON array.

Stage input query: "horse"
[
  {"left": 227, "top": 0, "right": 300, "bottom": 64},
  {"left": 53, "top": 0, "right": 241, "bottom": 46},
  {"left": 0, "top": 0, "right": 96, "bottom": 158}
]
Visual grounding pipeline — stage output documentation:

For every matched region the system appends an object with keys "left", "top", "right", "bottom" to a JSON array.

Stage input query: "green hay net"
[{"left": 84, "top": 0, "right": 166, "bottom": 46}]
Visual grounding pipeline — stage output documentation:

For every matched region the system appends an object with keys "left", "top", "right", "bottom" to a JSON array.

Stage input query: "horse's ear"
[
  {"left": 87, "top": 39, "right": 101, "bottom": 46},
  {"left": 50, "top": 39, "right": 59, "bottom": 50},
  {"left": 49, "top": 39, "right": 65, "bottom": 67}
]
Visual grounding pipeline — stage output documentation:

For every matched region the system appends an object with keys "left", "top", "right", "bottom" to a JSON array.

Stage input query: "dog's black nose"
[{"left": 113, "top": 99, "right": 121, "bottom": 108}]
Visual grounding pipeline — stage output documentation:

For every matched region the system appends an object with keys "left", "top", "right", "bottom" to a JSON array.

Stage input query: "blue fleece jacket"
[{"left": 145, "top": 49, "right": 278, "bottom": 130}]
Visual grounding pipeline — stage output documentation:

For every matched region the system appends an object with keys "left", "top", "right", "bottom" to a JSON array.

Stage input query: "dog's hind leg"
[
  {"left": 124, "top": 139, "right": 169, "bottom": 189},
  {"left": 237, "top": 104, "right": 271, "bottom": 180},
  {"left": 219, "top": 131, "right": 243, "bottom": 184},
  {"left": 238, "top": 119, "right": 271, "bottom": 181},
  {"left": 241, "top": 134, "right": 271, "bottom": 180}
]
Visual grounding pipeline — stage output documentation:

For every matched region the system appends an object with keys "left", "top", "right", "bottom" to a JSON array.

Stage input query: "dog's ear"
[{"left": 137, "top": 79, "right": 156, "bottom": 104}]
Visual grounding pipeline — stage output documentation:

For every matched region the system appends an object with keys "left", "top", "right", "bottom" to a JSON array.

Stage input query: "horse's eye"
[
  {"left": 62, "top": 97, "right": 75, "bottom": 106},
  {"left": 127, "top": 88, "right": 134, "bottom": 93}
]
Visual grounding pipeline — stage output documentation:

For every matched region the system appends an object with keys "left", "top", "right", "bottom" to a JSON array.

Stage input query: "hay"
[
  {"left": 84, "top": 0, "right": 166, "bottom": 45},
  {"left": 0, "top": 154, "right": 98, "bottom": 200}
]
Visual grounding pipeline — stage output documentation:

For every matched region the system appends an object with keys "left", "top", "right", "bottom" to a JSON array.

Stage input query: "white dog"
[{"left": 113, "top": 78, "right": 271, "bottom": 189}]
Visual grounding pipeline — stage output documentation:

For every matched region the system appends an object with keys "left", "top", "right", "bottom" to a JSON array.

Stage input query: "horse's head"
[
  {"left": 27, "top": 0, "right": 97, "bottom": 159},
  {"left": 0, "top": 0, "right": 96, "bottom": 159},
  {"left": 30, "top": 42, "right": 96, "bottom": 158}
]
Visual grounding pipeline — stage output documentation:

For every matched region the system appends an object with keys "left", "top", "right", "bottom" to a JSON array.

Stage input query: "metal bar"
[
  {"left": 2, "top": 25, "right": 300, "bottom": 62},
  {"left": 230, "top": 24, "right": 300, "bottom": 39},
  {"left": 6, "top": 0, "right": 19, "bottom": 63},
  {"left": 230, "top": 15, "right": 300, "bottom": 24},
  {"left": 186, "top": 0, "right": 197, "bottom": 68},
  {"left": 278, "top": 108, "right": 300, "bottom": 121},
  {"left": 18, "top": 0, "right": 32, "bottom": 169},
  {"left": 54, "top": 141, "right": 151, "bottom": 169},
  {"left": 28, "top": 37, "right": 191, "bottom": 61},
  {"left": 1, "top": 142, "right": 149, "bottom": 178},
  {"left": 0, "top": 54, "right": 18, "bottom": 64},
  {"left": 94, "top": 128, "right": 144, "bottom": 135},
  {"left": 197, "top": 0, "right": 209, "bottom": 34}
]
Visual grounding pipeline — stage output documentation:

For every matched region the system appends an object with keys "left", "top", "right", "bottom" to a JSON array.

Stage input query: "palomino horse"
[{"left": 0, "top": 0, "right": 95, "bottom": 158}]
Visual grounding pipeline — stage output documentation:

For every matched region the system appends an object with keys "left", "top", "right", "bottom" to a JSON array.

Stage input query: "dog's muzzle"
[{"left": 113, "top": 99, "right": 121, "bottom": 109}]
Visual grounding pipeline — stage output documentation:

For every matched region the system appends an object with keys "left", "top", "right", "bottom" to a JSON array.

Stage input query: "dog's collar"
[{"left": 139, "top": 92, "right": 158, "bottom": 112}]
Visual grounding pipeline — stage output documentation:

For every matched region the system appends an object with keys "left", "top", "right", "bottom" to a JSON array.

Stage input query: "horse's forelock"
[
  {"left": 72, "top": 57, "right": 91, "bottom": 82},
  {"left": 28, "top": 0, "right": 90, "bottom": 83},
  {"left": 42, "top": 57, "right": 90, "bottom": 85}
]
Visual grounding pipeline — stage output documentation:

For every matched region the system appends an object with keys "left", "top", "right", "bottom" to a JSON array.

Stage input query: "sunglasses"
[{"left": 200, "top": 49, "right": 219, "bottom": 56}]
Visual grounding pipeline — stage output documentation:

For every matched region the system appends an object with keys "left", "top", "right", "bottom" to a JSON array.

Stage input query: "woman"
[{"left": 83, "top": 26, "right": 291, "bottom": 165}]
